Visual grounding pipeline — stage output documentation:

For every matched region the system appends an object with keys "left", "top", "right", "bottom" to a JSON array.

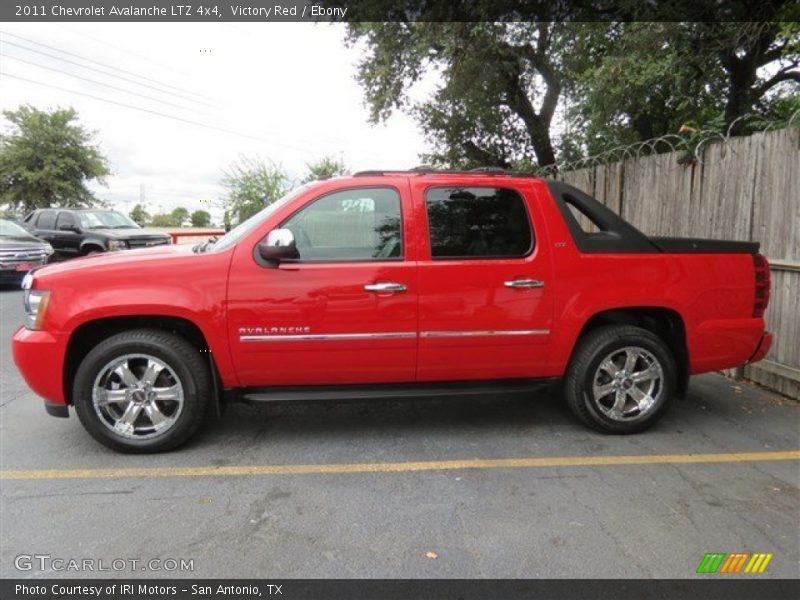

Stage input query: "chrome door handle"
[
  {"left": 504, "top": 278, "right": 545, "bottom": 289},
  {"left": 364, "top": 282, "right": 407, "bottom": 293}
]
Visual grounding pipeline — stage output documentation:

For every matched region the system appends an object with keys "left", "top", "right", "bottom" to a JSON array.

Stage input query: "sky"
[{"left": 0, "top": 23, "right": 429, "bottom": 222}]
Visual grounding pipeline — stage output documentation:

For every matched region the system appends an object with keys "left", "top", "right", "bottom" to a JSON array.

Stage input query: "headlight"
[
  {"left": 23, "top": 289, "right": 50, "bottom": 330},
  {"left": 107, "top": 239, "right": 126, "bottom": 251},
  {"left": 43, "top": 243, "right": 54, "bottom": 256}
]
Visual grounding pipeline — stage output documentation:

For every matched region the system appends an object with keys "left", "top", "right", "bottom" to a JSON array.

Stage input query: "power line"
[
  {"left": 0, "top": 31, "right": 347, "bottom": 152},
  {"left": 1, "top": 72, "right": 316, "bottom": 155},
  {"left": 61, "top": 26, "right": 188, "bottom": 80},
  {"left": 0, "top": 38, "right": 214, "bottom": 108},
  {"left": 1, "top": 30, "right": 214, "bottom": 103},
  {"left": 2, "top": 53, "right": 342, "bottom": 153},
  {"left": 1, "top": 53, "right": 212, "bottom": 116}
]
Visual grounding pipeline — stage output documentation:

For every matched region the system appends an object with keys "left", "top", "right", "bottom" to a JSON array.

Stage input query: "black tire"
[
  {"left": 73, "top": 329, "right": 210, "bottom": 453},
  {"left": 563, "top": 325, "right": 676, "bottom": 434}
]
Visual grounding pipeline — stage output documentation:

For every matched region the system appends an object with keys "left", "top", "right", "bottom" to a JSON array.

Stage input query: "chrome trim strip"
[
  {"left": 240, "top": 332, "right": 417, "bottom": 342},
  {"left": 240, "top": 330, "right": 550, "bottom": 342},
  {"left": 420, "top": 329, "right": 550, "bottom": 338}
]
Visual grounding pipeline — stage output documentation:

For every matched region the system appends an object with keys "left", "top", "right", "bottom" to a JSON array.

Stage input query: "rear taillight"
[{"left": 752, "top": 254, "right": 771, "bottom": 318}]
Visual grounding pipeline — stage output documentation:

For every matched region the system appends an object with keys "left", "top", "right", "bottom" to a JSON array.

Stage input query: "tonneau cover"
[{"left": 650, "top": 237, "right": 759, "bottom": 254}]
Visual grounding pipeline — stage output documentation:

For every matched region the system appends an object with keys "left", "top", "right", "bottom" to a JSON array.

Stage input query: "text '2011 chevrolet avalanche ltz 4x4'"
[{"left": 12, "top": 171, "right": 773, "bottom": 452}]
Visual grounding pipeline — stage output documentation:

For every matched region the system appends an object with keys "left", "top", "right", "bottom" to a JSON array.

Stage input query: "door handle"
[
  {"left": 364, "top": 282, "right": 407, "bottom": 293},
  {"left": 504, "top": 278, "right": 545, "bottom": 289}
]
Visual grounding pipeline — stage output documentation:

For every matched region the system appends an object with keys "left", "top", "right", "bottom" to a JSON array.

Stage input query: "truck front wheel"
[
  {"left": 564, "top": 325, "right": 676, "bottom": 434},
  {"left": 73, "top": 329, "right": 210, "bottom": 452}
]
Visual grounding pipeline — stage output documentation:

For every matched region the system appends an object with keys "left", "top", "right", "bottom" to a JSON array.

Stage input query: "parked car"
[
  {"left": 22, "top": 208, "right": 170, "bottom": 257},
  {"left": 12, "top": 171, "right": 772, "bottom": 452},
  {"left": 0, "top": 219, "right": 54, "bottom": 283}
]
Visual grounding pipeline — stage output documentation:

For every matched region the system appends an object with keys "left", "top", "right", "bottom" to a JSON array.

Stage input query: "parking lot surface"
[{"left": 1, "top": 285, "right": 798, "bottom": 578}]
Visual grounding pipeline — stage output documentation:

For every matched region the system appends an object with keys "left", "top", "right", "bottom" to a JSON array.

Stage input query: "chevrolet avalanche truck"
[{"left": 12, "top": 171, "right": 773, "bottom": 452}]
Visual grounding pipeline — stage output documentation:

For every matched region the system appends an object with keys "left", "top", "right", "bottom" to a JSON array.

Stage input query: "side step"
[{"left": 238, "top": 379, "right": 552, "bottom": 403}]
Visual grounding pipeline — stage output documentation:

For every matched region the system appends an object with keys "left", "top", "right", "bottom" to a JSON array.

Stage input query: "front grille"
[
  {"left": 127, "top": 238, "right": 170, "bottom": 249},
  {"left": 0, "top": 246, "right": 48, "bottom": 265}
]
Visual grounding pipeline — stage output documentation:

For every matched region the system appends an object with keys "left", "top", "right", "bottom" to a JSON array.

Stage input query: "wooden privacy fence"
[{"left": 555, "top": 127, "right": 800, "bottom": 400}]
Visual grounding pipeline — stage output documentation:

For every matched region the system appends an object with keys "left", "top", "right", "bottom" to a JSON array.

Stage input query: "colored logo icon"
[{"left": 696, "top": 552, "right": 773, "bottom": 574}]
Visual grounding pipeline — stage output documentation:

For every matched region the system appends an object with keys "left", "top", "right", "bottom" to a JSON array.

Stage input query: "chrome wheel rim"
[
  {"left": 92, "top": 354, "right": 184, "bottom": 440},
  {"left": 591, "top": 346, "right": 664, "bottom": 422}
]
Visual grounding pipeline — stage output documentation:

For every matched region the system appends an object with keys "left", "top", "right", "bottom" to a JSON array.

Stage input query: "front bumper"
[
  {"left": 12, "top": 326, "right": 69, "bottom": 408},
  {"left": 0, "top": 260, "right": 47, "bottom": 279}
]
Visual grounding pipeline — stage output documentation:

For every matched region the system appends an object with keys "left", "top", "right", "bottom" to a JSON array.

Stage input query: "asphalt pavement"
[{"left": 1, "top": 285, "right": 798, "bottom": 578}]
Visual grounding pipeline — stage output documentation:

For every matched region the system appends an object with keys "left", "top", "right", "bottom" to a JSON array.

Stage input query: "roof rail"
[
  {"left": 352, "top": 167, "right": 539, "bottom": 178},
  {"left": 352, "top": 170, "right": 388, "bottom": 177},
  {"left": 468, "top": 166, "right": 507, "bottom": 173}
]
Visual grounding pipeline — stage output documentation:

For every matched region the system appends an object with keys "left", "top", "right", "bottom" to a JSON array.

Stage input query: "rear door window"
[
  {"left": 36, "top": 210, "right": 57, "bottom": 230},
  {"left": 56, "top": 211, "right": 77, "bottom": 230},
  {"left": 425, "top": 187, "right": 533, "bottom": 259}
]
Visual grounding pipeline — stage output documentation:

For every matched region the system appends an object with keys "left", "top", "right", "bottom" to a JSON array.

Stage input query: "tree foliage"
[
  {"left": 190, "top": 209, "right": 212, "bottom": 227},
  {"left": 145, "top": 207, "right": 188, "bottom": 227},
  {"left": 170, "top": 206, "right": 189, "bottom": 227},
  {"left": 302, "top": 156, "right": 348, "bottom": 182},
  {"left": 0, "top": 105, "right": 110, "bottom": 212},
  {"left": 569, "top": 21, "right": 800, "bottom": 153},
  {"left": 149, "top": 213, "right": 176, "bottom": 227},
  {"left": 346, "top": 22, "right": 566, "bottom": 168},
  {"left": 345, "top": 16, "right": 798, "bottom": 168},
  {"left": 221, "top": 156, "right": 290, "bottom": 224},
  {"left": 129, "top": 203, "right": 150, "bottom": 226},
  {"left": 565, "top": 24, "right": 705, "bottom": 153}
]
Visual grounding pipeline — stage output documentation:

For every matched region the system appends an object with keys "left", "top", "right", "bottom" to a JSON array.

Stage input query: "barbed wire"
[{"left": 533, "top": 110, "right": 800, "bottom": 177}]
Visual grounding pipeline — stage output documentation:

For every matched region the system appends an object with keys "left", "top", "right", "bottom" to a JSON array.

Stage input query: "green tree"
[
  {"left": 344, "top": 14, "right": 798, "bottom": 168},
  {"left": 129, "top": 203, "right": 150, "bottom": 226},
  {"left": 220, "top": 156, "right": 289, "bottom": 224},
  {"left": 303, "top": 156, "right": 348, "bottom": 182},
  {"left": 0, "top": 105, "right": 110, "bottom": 212},
  {"left": 700, "top": 21, "right": 799, "bottom": 134},
  {"left": 149, "top": 213, "right": 176, "bottom": 227},
  {"left": 345, "top": 21, "right": 569, "bottom": 167},
  {"left": 564, "top": 23, "right": 721, "bottom": 153},
  {"left": 568, "top": 21, "right": 799, "bottom": 153},
  {"left": 223, "top": 210, "right": 231, "bottom": 231},
  {"left": 190, "top": 209, "right": 211, "bottom": 227},
  {"left": 170, "top": 206, "right": 189, "bottom": 227}
]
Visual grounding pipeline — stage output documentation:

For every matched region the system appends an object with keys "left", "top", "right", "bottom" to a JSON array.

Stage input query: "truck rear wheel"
[
  {"left": 564, "top": 325, "right": 676, "bottom": 434},
  {"left": 73, "top": 329, "right": 210, "bottom": 453}
]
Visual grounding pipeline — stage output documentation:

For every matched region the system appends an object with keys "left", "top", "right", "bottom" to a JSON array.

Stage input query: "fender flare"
[{"left": 79, "top": 238, "right": 106, "bottom": 254}]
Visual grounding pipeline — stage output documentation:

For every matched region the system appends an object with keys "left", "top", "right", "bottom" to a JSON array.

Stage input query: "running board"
[{"left": 237, "top": 379, "right": 552, "bottom": 403}]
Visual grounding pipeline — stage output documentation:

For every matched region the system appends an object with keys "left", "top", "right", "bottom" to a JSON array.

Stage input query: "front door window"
[{"left": 282, "top": 187, "right": 402, "bottom": 261}]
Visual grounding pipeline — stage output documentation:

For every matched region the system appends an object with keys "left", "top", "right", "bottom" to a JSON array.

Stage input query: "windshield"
[
  {"left": 0, "top": 219, "right": 31, "bottom": 237},
  {"left": 211, "top": 184, "right": 312, "bottom": 252},
  {"left": 78, "top": 210, "right": 138, "bottom": 229}
]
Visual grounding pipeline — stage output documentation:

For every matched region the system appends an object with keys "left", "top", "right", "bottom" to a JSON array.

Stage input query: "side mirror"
[{"left": 258, "top": 228, "right": 298, "bottom": 262}]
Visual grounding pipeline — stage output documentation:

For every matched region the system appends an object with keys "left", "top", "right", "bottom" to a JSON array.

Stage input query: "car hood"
[
  {"left": 88, "top": 228, "right": 170, "bottom": 239},
  {"left": 0, "top": 235, "right": 47, "bottom": 247},
  {"left": 33, "top": 243, "right": 196, "bottom": 278}
]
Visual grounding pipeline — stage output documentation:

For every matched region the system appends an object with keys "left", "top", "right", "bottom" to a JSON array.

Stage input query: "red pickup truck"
[{"left": 12, "top": 171, "right": 773, "bottom": 452}]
